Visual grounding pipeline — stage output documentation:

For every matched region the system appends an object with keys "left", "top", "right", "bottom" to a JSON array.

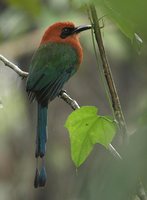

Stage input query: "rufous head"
[{"left": 40, "top": 21, "right": 91, "bottom": 45}]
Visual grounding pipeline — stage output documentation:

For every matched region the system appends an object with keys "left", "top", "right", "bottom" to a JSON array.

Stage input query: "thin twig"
[
  {"left": 59, "top": 90, "right": 80, "bottom": 110},
  {"left": 0, "top": 54, "right": 121, "bottom": 160},
  {"left": 0, "top": 54, "right": 28, "bottom": 77},
  {"left": 89, "top": 5, "right": 128, "bottom": 141}
]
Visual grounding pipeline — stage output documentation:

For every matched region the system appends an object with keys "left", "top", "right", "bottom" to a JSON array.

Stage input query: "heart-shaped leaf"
[{"left": 65, "top": 106, "right": 116, "bottom": 167}]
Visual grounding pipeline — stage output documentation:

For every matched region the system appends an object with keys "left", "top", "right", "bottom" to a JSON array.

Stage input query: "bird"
[{"left": 26, "top": 21, "right": 91, "bottom": 187}]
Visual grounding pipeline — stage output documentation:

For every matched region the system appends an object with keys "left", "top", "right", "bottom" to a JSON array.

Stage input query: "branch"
[
  {"left": 59, "top": 90, "right": 80, "bottom": 110},
  {"left": 0, "top": 54, "right": 28, "bottom": 77},
  {"left": 89, "top": 5, "right": 128, "bottom": 141},
  {"left": 0, "top": 54, "right": 121, "bottom": 160}
]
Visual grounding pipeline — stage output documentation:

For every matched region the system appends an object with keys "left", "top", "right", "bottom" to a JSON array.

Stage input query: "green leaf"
[
  {"left": 65, "top": 106, "right": 116, "bottom": 167},
  {"left": 96, "top": 0, "right": 144, "bottom": 48}
]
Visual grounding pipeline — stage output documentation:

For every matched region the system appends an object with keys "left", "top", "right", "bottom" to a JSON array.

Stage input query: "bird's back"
[{"left": 26, "top": 42, "right": 79, "bottom": 104}]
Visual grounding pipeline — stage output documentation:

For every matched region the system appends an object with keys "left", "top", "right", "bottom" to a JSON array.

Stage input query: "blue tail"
[{"left": 36, "top": 103, "right": 48, "bottom": 158}]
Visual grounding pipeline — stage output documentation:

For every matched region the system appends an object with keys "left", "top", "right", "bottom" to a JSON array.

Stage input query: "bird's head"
[{"left": 40, "top": 22, "right": 91, "bottom": 45}]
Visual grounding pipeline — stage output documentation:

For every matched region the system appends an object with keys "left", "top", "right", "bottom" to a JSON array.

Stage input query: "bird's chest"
[{"left": 47, "top": 43, "right": 80, "bottom": 70}]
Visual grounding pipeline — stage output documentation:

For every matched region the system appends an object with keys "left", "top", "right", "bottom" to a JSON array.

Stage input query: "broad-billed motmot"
[{"left": 26, "top": 22, "right": 91, "bottom": 187}]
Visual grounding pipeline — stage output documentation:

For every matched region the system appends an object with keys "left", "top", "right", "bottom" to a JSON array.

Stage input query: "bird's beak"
[{"left": 72, "top": 25, "right": 92, "bottom": 34}]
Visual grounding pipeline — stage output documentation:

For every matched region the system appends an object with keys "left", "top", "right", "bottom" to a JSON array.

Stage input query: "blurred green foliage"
[{"left": 6, "top": 0, "right": 42, "bottom": 16}]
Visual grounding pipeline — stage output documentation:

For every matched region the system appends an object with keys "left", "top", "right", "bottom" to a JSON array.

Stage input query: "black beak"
[
  {"left": 72, "top": 25, "right": 92, "bottom": 34},
  {"left": 60, "top": 24, "right": 92, "bottom": 39}
]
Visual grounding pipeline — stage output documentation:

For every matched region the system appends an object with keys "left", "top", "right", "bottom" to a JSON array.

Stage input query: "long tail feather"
[{"left": 36, "top": 103, "right": 48, "bottom": 158}]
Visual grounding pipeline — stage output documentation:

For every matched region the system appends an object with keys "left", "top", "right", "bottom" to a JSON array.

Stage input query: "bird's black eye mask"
[
  {"left": 60, "top": 25, "right": 92, "bottom": 39},
  {"left": 60, "top": 27, "right": 75, "bottom": 39}
]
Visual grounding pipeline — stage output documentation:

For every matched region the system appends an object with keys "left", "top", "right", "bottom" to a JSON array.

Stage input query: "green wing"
[{"left": 26, "top": 42, "right": 78, "bottom": 104}]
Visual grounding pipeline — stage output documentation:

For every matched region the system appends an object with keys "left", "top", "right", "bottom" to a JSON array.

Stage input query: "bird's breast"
[{"left": 41, "top": 36, "right": 83, "bottom": 65}]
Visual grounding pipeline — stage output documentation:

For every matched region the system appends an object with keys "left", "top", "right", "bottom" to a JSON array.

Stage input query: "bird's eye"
[
  {"left": 63, "top": 28, "right": 68, "bottom": 32},
  {"left": 62, "top": 28, "right": 70, "bottom": 34},
  {"left": 60, "top": 27, "right": 74, "bottom": 39}
]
